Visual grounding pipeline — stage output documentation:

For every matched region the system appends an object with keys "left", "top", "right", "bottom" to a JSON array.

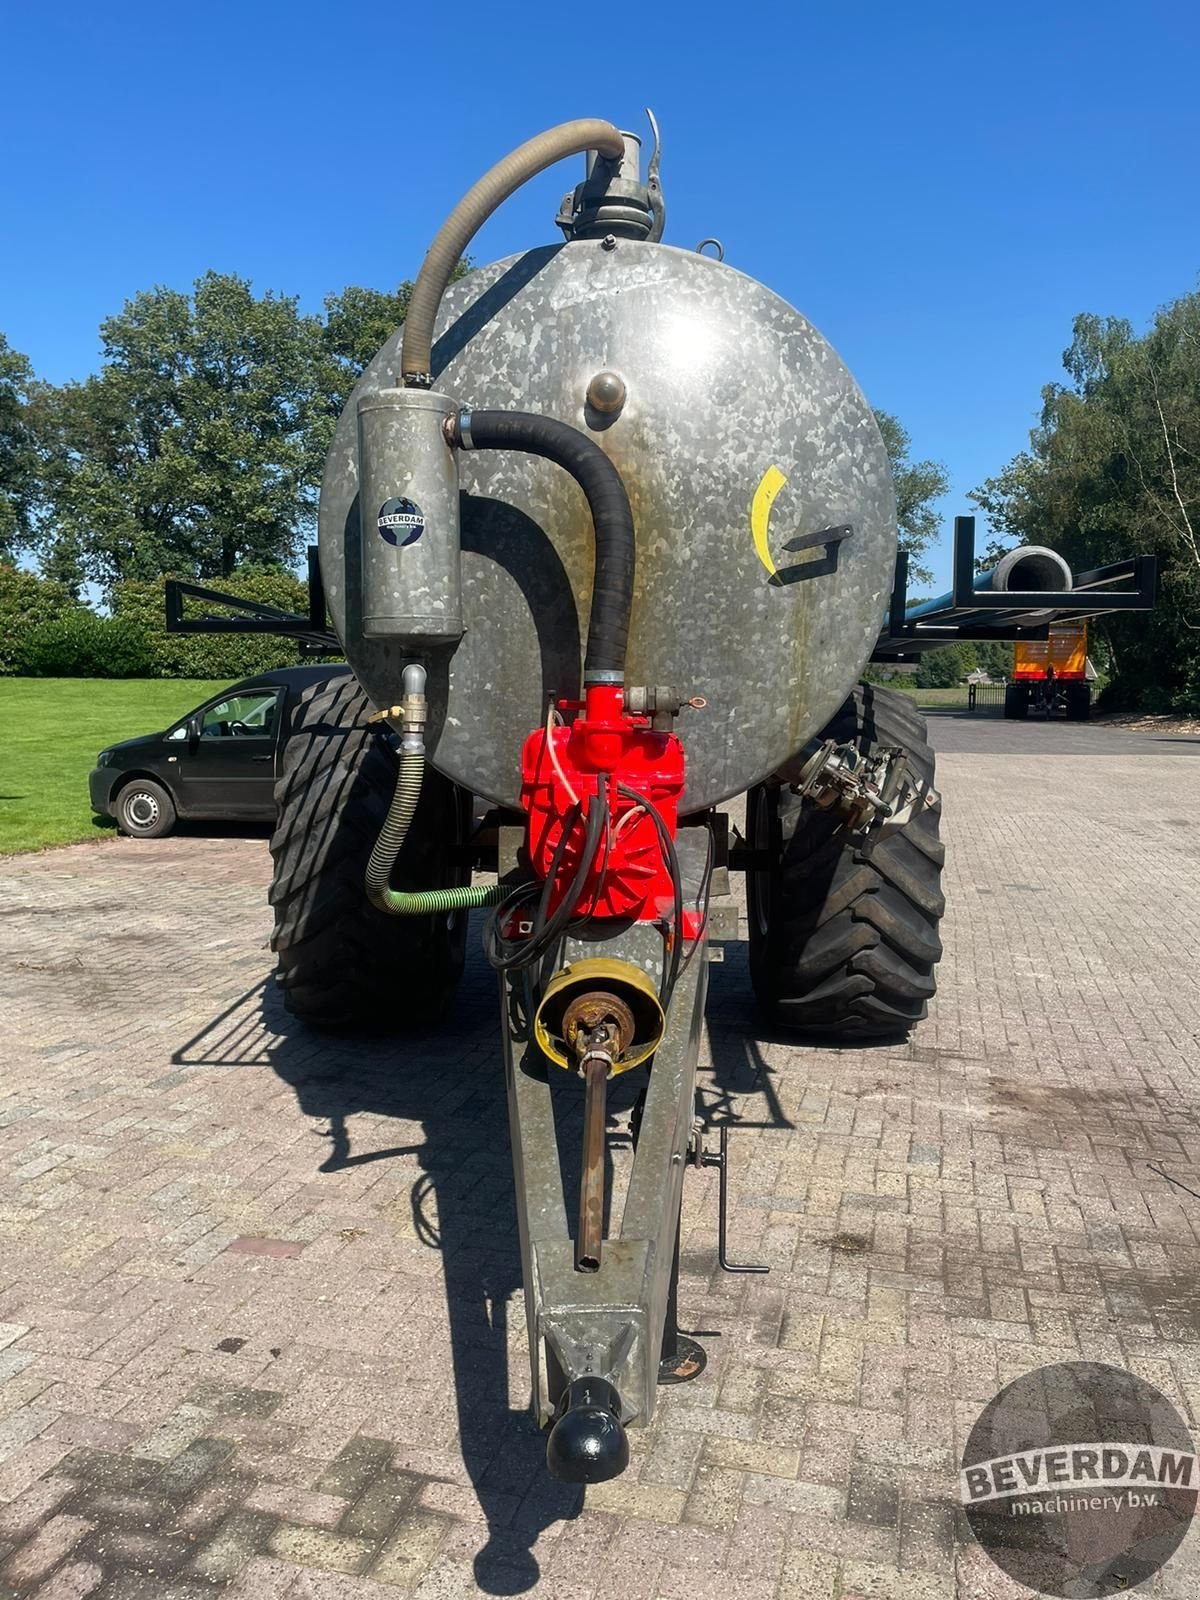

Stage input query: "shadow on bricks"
[{"left": 175, "top": 954, "right": 585, "bottom": 1595}]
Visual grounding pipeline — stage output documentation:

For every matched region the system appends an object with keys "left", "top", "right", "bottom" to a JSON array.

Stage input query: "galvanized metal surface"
[
  {"left": 355, "top": 387, "right": 463, "bottom": 641},
  {"left": 319, "top": 241, "right": 897, "bottom": 813},
  {"left": 501, "top": 827, "right": 711, "bottom": 1428}
]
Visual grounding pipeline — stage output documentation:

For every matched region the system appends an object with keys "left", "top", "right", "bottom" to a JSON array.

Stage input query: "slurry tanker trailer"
[{"left": 169, "top": 115, "right": 1156, "bottom": 1482}]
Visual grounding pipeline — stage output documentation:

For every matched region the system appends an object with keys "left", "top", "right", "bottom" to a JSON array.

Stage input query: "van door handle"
[{"left": 251, "top": 756, "right": 272, "bottom": 763}]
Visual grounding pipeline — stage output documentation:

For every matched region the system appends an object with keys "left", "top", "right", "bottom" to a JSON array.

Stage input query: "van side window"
[{"left": 199, "top": 692, "right": 280, "bottom": 739}]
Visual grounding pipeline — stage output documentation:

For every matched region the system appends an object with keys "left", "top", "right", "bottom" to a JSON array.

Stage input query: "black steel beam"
[
  {"left": 888, "top": 551, "right": 909, "bottom": 640},
  {"left": 952, "top": 514, "right": 977, "bottom": 608},
  {"left": 875, "top": 516, "right": 1156, "bottom": 657},
  {"left": 164, "top": 547, "right": 341, "bottom": 652}
]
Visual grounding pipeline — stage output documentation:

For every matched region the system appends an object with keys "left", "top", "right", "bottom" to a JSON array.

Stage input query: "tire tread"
[
  {"left": 269, "top": 675, "right": 467, "bottom": 1031},
  {"left": 750, "top": 683, "right": 945, "bottom": 1039}
]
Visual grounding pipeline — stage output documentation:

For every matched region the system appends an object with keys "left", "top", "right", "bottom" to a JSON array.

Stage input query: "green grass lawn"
[
  {"left": 881, "top": 685, "right": 970, "bottom": 708},
  {"left": 0, "top": 678, "right": 227, "bottom": 855}
]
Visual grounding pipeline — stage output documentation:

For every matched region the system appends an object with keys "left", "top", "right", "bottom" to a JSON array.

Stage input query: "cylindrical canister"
[{"left": 356, "top": 387, "right": 463, "bottom": 642}]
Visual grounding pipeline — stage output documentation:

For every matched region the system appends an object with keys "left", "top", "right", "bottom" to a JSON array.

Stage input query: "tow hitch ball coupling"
[{"left": 545, "top": 1376, "right": 630, "bottom": 1484}]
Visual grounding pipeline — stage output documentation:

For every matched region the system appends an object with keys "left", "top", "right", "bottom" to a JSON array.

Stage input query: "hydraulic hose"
[
  {"left": 400, "top": 118, "right": 624, "bottom": 389},
  {"left": 455, "top": 410, "right": 635, "bottom": 682}
]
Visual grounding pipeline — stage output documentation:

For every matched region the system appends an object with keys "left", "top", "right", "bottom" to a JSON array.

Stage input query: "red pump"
[{"left": 520, "top": 684, "right": 686, "bottom": 924}]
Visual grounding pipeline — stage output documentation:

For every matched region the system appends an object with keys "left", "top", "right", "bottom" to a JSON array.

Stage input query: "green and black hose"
[{"left": 365, "top": 666, "right": 504, "bottom": 917}]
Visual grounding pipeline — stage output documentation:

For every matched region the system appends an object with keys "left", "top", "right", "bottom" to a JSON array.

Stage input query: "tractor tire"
[
  {"left": 269, "top": 674, "right": 471, "bottom": 1031},
  {"left": 1003, "top": 684, "right": 1029, "bottom": 720},
  {"left": 747, "top": 684, "right": 945, "bottom": 1040},
  {"left": 1064, "top": 682, "right": 1091, "bottom": 722}
]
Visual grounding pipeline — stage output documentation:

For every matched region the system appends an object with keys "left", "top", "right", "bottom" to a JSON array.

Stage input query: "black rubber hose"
[
  {"left": 458, "top": 410, "right": 634, "bottom": 682},
  {"left": 483, "top": 794, "right": 607, "bottom": 974}
]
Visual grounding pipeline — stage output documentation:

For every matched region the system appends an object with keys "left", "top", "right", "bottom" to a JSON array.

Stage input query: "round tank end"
[{"left": 992, "top": 546, "right": 1073, "bottom": 593}]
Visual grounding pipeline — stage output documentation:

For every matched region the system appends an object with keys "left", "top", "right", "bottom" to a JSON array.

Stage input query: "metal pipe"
[
  {"left": 576, "top": 1055, "right": 609, "bottom": 1272},
  {"left": 906, "top": 545, "right": 1074, "bottom": 622}
]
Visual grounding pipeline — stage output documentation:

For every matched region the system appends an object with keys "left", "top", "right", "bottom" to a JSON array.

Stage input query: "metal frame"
[
  {"left": 503, "top": 835, "right": 712, "bottom": 1429},
  {"left": 873, "top": 516, "right": 1158, "bottom": 662},
  {"left": 165, "top": 545, "right": 341, "bottom": 656}
]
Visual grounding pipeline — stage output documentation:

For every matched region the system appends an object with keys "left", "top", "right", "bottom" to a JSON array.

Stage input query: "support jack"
[
  {"left": 658, "top": 1229, "right": 708, "bottom": 1385},
  {"left": 693, "top": 1125, "right": 770, "bottom": 1275}
]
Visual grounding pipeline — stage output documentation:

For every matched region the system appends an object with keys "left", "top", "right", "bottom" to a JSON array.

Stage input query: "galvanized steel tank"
[{"left": 319, "top": 240, "right": 897, "bottom": 814}]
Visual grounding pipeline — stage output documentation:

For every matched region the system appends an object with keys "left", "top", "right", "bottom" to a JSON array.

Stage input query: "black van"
[{"left": 88, "top": 665, "right": 351, "bottom": 838}]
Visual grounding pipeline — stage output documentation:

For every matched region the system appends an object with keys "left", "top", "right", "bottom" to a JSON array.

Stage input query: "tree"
[
  {"left": 319, "top": 263, "right": 472, "bottom": 412},
  {"left": 322, "top": 282, "right": 416, "bottom": 392},
  {"left": 973, "top": 290, "right": 1200, "bottom": 712},
  {"left": 874, "top": 410, "right": 949, "bottom": 587},
  {"left": 0, "top": 334, "right": 40, "bottom": 560},
  {"left": 39, "top": 273, "right": 329, "bottom": 589},
  {"left": 973, "top": 638, "right": 1013, "bottom": 680},
  {"left": 0, "top": 564, "right": 77, "bottom": 674},
  {"left": 914, "top": 642, "right": 976, "bottom": 689}
]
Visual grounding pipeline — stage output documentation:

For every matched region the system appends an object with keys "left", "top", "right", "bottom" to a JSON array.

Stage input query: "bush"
[
  {"left": 914, "top": 643, "right": 977, "bottom": 689},
  {"left": 0, "top": 565, "right": 78, "bottom": 674},
  {"left": 111, "top": 571, "right": 315, "bottom": 678},
  {"left": 4, "top": 562, "right": 332, "bottom": 679},
  {"left": 15, "top": 612, "right": 154, "bottom": 677}
]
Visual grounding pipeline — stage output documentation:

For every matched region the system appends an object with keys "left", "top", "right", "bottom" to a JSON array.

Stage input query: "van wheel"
[{"left": 116, "top": 779, "right": 177, "bottom": 839}]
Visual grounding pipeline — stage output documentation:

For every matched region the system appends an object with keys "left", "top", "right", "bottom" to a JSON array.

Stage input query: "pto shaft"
[{"left": 576, "top": 1052, "right": 610, "bottom": 1272}]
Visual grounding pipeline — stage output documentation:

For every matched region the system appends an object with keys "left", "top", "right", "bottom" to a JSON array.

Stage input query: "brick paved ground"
[{"left": 0, "top": 714, "right": 1198, "bottom": 1598}]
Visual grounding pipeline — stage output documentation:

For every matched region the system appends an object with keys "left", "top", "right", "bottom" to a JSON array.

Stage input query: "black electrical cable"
[
  {"left": 674, "top": 822, "right": 715, "bottom": 984},
  {"left": 455, "top": 411, "right": 634, "bottom": 682},
  {"left": 573, "top": 789, "right": 614, "bottom": 921},
  {"left": 617, "top": 785, "right": 684, "bottom": 1007},
  {"left": 530, "top": 790, "right": 607, "bottom": 950},
  {"left": 484, "top": 794, "right": 608, "bottom": 974}
]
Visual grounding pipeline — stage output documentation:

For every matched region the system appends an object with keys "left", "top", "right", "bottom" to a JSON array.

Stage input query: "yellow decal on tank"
[{"left": 751, "top": 465, "right": 788, "bottom": 581}]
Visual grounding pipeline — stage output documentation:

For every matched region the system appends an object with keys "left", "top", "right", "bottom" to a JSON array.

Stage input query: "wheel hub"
[{"left": 127, "top": 792, "right": 159, "bottom": 827}]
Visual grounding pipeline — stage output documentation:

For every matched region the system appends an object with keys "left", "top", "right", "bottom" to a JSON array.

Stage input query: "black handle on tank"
[{"left": 453, "top": 410, "right": 635, "bottom": 684}]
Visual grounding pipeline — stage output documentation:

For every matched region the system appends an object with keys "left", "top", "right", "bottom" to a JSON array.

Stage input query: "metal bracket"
[
  {"left": 690, "top": 1125, "right": 768, "bottom": 1274},
  {"left": 872, "top": 516, "right": 1157, "bottom": 660},
  {"left": 164, "top": 545, "right": 341, "bottom": 656},
  {"left": 783, "top": 522, "right": 854, "bottom": 556}
]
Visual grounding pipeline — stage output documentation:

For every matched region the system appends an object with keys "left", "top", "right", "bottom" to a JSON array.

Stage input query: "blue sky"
[{"left": 4, "top": 0, "right": 1198, "bottom": 589}]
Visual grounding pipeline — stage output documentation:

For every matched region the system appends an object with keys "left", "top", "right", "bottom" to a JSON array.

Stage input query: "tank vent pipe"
[{"left": 401, "top": 118, "right": 624, "bottom": 389}]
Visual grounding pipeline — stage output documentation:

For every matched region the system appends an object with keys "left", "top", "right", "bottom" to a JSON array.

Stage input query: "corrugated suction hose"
[
  {"left": 400, "top": 118, "right": 624, "bottom": 388},
  {"left": 365, "top": 668, "right": 504, "bottom": 917}
]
